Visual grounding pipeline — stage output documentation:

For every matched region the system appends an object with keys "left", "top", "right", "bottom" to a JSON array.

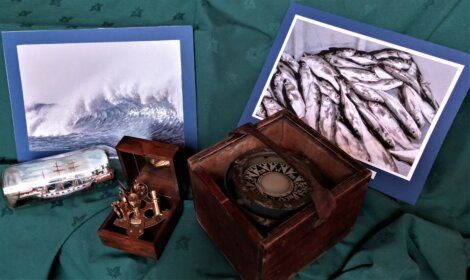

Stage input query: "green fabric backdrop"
[{"left": 0, "top": 0, "right": 468, "bottom": 279}]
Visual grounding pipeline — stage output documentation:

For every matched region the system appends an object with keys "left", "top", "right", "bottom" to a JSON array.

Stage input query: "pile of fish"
[{"left": 256, "top": 47, "right": 439, "bottom": 174}]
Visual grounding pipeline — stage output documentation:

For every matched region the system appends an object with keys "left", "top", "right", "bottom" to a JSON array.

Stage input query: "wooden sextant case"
[
  {"left": 188, "top": 111, "right": 372, "bottom": 279},
  {"left": 98, "top": 136, "right": 183, "bottom": 259}
]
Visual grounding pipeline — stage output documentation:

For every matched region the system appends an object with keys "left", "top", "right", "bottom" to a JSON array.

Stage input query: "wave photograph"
[{"left": 17, "top": 40, "right": 184, "bottom": 152}]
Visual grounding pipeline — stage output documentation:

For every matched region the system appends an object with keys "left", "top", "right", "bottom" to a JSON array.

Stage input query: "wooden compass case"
[
  {"left": 188, "top": 111, "right": 372, "bottom": 280},
  {"left": 98, "top": 136, "right": 183, "bottom": 259}
]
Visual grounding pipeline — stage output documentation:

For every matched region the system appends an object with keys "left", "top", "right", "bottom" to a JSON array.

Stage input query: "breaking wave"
[{"left": 25, "top": 89, "right": 184, "bottom": 152}]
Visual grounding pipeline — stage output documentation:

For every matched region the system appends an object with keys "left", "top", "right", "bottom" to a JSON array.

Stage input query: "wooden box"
[
  {"left": 188, "top": 111, "right": 371, "bottom": 279},
  {"left": 98, "top": 136, "right": 183, "bottom": 259}
]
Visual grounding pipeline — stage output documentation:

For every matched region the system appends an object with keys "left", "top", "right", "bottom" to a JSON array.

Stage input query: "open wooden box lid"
[
  {"left": 116, "top": 136, "right": 180, "bottom": 198},
  {"left": 98, "top": 136, "right": 182, "bottom": 259}
]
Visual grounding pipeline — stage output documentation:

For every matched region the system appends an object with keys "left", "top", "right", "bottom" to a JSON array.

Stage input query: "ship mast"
[
  {"left": 53, "top": 161, "right": 66, "bottom": 176},
  {"left": 52, "top": 161, "right": 66, "bottom": 190},
  {"left": 67, "top": 160, "right": 80, "bottom": 186}
]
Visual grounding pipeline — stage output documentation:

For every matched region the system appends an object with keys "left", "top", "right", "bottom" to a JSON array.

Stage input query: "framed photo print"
[
  {"left": 239, "top": 3, "right": 469, "bottom": 204},
  {"left": 3, "top": 26, "right": 197, "bottom": 162}
]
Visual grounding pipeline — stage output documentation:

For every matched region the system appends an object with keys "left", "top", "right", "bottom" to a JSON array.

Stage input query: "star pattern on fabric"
[
  {"left": 225, "top": 72, "right": 239, "bottom": 86},
  {"left": 71, "top": 214, "right": 86, "bottom": 227},
  {"left": 175, "top": 235, "right": 190, "bottom": 250},
  {"left": 209, "top": 38, "right": 219, "bottom": 53},
  {"left": 90, "top": 3, "right": 103, "bottom": 12},
  {"left": 377, "top": 229, "right": 394, "bottom": 243},
  {"left": 267, "top": 22, "right": 279, "bottom": 35},
  {"left": 172, "top": 12, "right": 185, "bottom": 21},
  {"left": 102, "top": 21, "right": 114, "bottom": 27},
  {"left": 19, "top": 22, "right": 33, "bottom": 28},
  {"left": 130, "top": 7, "right": 143, "bottom": 18},
  {"left": 59, "top": 16, "right": 73, "bottom": 23},
  {"left": 49, "top": 0, "right": 61, "bottom": 7},
  {"left": 243, "top": 0, "right": 256, "bottom": 10},
  {"left": 362, "top": 4, "right": 374, "bottom": 15},
  {"left": 18, "top": 10, "right": 32, "bottom": 17},
  {"left": 245, "top": 46, "right": 264, "bottom": 64},
  {"left": 106, "top": 266, "right": 121, "bottom": 279},
  {"left": 0, "top": 206, "right": 13, "bottom": 218},
  {"left": 50, "top": 200, "right": 63, "bottom": 209},
  {"left": 423, "top": 0, "right": 435, "bottom": 10},
  {"left": 445, "top": 208, "right": 459, "bottom": 219}
]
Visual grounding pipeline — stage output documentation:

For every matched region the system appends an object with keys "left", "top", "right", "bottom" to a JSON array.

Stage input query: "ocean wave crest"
[{"left": 26, "top": 90, "right": 184, "bottom": 151}]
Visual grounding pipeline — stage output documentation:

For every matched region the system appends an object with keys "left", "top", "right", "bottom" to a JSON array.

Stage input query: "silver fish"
[
  {"left": 328, "top": 47, "right": 356, "bottom": 57},
  {"left": 339, "top": 80, "right": 362, "bottom": 137},
  {"left": 299, "top": 63, "right": 315, "bottom": 100},
  {"left": 358, "top": 117, "right": 398, "bottom": 172},
  {"left": 278, "top": 61, "right": 298, "bottom": 87},
  {"left": 281, "top": 53, "right": 300, "bottom": 73},
  {"left": 351, "top": 51, "right": 376, "bottom": 60},
  {"left": 368, "top": 101, "right": 416, "bottom": 150},
  {"left": 380, "top": 58, "right": 411, "bottom": 70},
  {"left": 256, "top": 102, "right": 267, "bottom": 118},
  {"left": 319, "top": 94, "right": 336, "bottom": 142},
  {"left": 265, "top": 86, "right": 275, "bottom": 99},
  {"left": 303, "top": 80, "right": 321, "bottom": 130},
  {"left": 389, "top": 149, "right": 418, "bottom": 165},
  {"left": 271, "top": 72, "right": 288, "bottom": 107},
  {"left": 323, "top": 53, "right": 368, "bottom": 69},
  {"left": 351, "top": 83, "right": 384, "bottom": 103},
  {"left": 383, "top": 65, "right": 421, "bottom": 93},
  {"left": 341, "top": 50, "right": 378, "bottom": 65},
  {"left": 407, "top": 61, "right": 418, "bottom": 77},
  {"left": 262, "top": 96, "right": 283, "bottom": 117},
  {"left": 419, "top": 79, "right": 439, "bottom": 110},
  {"left": 335, "top": 121, "right": 370, "bottom": 162},
  {"left": 284, "top": 79, "right": 306, "bottom": 118},
  {"left": 410, "top": 86, "right": 436, "bottom": 124},
  {"left": 354, "top": 79, "right": 403, "bottom": 91},
  {"left": 301, "top": 55, "right": 340, "bottom": 90},
  {"left": 346, "top": 55, "right": 378, "bottom": 66},
  {"left": 375, "top": 90, "right": 421, "bottom": 139},
  {"left": 317, "top": 79, "right": 341, "bottom": 104},
  {"left": 372, "top": 65, "right": 395, "bottom": 79},
  {"left": 373, "top": 49, "right": 412, "bottom": 60},
  {"left": 398, "top": 85, "right": 426, "bottom": 127},
  {"left": 338, "top": 67, "right": 381, "bottom": 82},
  {"left": 348, "top": 91, "right": 395, "bottom": 147},
  {"left": 420, "top": 96, "right": 436, "bottom": 124}
]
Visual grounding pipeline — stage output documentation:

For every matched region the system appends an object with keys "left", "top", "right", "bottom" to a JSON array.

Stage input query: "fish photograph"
[
  {"left": 252, "top": 16, "right": 463, "bottom": 178},
  {"left": 17, "top": 40, "right": 185, "bottom": 152}
]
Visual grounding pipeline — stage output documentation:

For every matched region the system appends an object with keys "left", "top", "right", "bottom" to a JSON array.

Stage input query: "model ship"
[{"left": 2, "top": 148, "right": 113, "bottom": 207}]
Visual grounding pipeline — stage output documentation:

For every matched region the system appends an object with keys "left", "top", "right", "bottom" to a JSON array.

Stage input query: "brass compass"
[{"left": 225, "top": 149, "right": 313, "bottom": 222}]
